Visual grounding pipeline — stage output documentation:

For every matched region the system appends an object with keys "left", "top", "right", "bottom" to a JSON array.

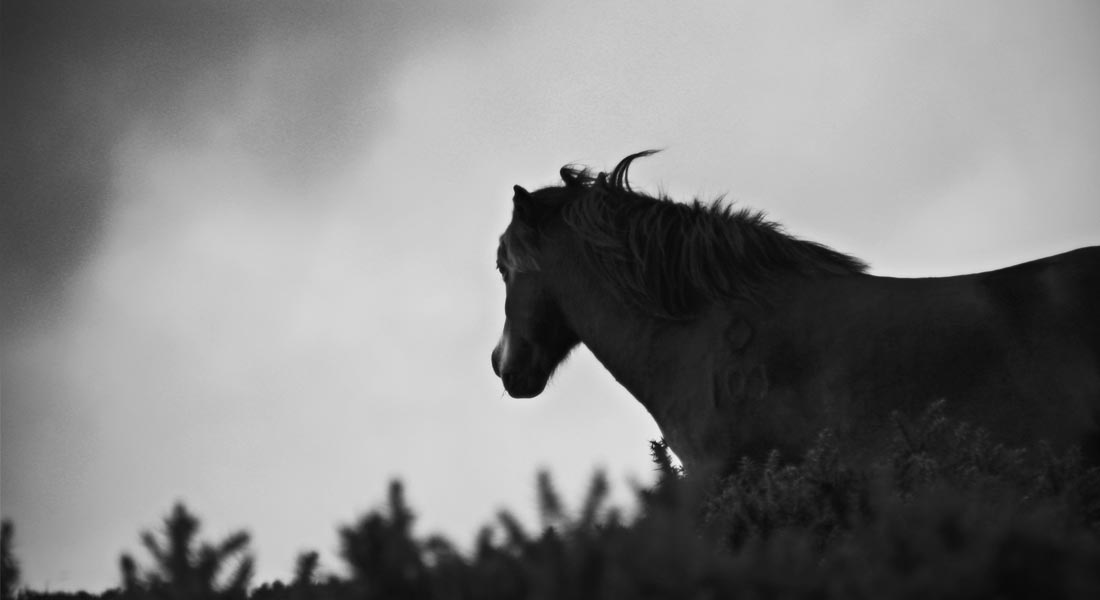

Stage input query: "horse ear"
[{"left": 512, "top": 185, "right": 542, "bottom": 225}]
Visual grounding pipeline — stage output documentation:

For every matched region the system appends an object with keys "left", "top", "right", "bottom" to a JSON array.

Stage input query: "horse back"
[
  {"left": 982, "top": 246, "right": 1100, "bottom": 345},
  {"left": 740, "top": 246, "right": 1100, "bottom": 461}
]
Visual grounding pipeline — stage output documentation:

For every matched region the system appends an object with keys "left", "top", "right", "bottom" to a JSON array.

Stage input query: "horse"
[{"left": 490, "top": 151, "right": 1100, "bottom": 473}]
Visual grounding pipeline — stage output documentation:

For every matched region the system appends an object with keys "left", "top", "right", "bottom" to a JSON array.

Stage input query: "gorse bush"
[
  {"left": 10, "top": 403, "right": 1100, "bottom": 599},
  {"left": 2, "top": 520, "right": 20, "bottom": 600},
  {"left": 119, "top": 503, "right": 253, "bottom": 600}
]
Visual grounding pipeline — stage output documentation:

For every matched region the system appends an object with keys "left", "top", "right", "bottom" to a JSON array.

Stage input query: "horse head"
[{"left": 491, "top": 184, "right": 580, "bottom": 398}]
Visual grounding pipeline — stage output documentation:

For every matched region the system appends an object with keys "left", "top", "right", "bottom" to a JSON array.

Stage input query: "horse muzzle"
[
  {"left": 491, "top": 339, "right": 548, "bottom": 398},
  {"left": 500, "top": 370, "right": 547, "bottom": 398}
]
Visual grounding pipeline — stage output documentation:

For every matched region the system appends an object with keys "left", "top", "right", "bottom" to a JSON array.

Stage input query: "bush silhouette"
[
  {"left": 10, "top": 403, "right": 1100, "bottom": 599},
  {"left": 119, "top": 503, "right": 253, "bottom": 600},
  {"left": 2, "top": 519, "right": 19, "bottom": 600},
  {"left": 338, "top": 481, "right": 430, "bottom": 600}
]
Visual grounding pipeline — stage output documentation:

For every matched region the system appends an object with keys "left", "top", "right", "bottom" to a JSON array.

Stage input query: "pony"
[{"left": 490, "top": 151, "right": 1100, "bottom": 473}]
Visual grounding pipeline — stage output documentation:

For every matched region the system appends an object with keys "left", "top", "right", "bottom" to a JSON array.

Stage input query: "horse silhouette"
[{"left": 491, "top": 151, "right": 1100, "bottom": 473}]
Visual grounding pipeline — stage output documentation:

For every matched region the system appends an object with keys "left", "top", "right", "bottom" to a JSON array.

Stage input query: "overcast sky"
[{"left": 3, "top": 0, "right": 1099, "bottom": 591}]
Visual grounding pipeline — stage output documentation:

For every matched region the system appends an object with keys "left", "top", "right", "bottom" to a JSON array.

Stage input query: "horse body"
[
  {"left": 723, "top": 250, "right": 1100, "bottom": 467},
  {"left": 492, "top": 152, "right": 1100, "bottom": 473}
]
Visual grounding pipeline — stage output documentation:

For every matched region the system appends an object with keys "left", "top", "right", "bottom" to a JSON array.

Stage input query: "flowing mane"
[{"left": 542, "top": 151, "right": 869, "bottom": 318}]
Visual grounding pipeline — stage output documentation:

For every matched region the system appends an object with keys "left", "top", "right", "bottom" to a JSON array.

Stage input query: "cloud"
[
  {"left": 0, "top": 0, "right": 511, "bottom": 335},
  {"left": 1, "top": 1, "right": 526, "bottom": 589}
]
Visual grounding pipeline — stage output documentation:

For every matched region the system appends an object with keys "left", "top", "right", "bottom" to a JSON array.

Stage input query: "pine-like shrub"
[{"left": 11, "top": 402, "right": 1100, "bottom": 599}]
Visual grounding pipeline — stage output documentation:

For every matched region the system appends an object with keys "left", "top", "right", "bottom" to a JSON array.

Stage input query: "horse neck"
[
  {"left": 552, "top": 267, "right": 661, "bottom": 396},
  {"left": 545, "top": 232, "right": 721, "bottom": 431}
]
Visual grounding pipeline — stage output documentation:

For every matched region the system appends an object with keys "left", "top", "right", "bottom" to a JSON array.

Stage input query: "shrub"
[
  {"left": 118, "top": 503, "right": 253, "bottom": 600},
  {"left": 12, "top": 403, "right": 1100, "bottom": 599},
  {"left": 2, "top": 520, "right": 20, "bottom": 600}
]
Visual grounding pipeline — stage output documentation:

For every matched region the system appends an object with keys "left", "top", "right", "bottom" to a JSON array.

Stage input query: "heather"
[{"left": 5, "top": 402, "right": 1099, "bottom": 599}]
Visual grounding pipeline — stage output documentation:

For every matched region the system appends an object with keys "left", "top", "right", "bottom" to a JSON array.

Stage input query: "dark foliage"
[
  {"left": 10, "top": 404, "right": 1100, "bottom": 599},
  {"left": 2, "top": 520, "right": 19, "bottom": 600},
  {"left": 118, "top": 503, "right": 253, "bottom": 600},
  {"left": 337, "top": 481, "right": 431, "bottom": 600}
]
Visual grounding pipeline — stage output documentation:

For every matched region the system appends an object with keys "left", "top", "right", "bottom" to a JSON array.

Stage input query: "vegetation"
[
  {"left": 3, "top": 519, "right": 20, "bottom": 600},
  {"left": 118, "top": 503, "right": 254, "bottom": 600},
  {"left": 7, "top": 403, "right": 1100, "bottom": 599}
]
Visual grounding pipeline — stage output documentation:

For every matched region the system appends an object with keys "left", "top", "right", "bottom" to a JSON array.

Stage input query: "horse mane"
[{"left": 546, "top": 150, "right": 869, "bottom": 319}]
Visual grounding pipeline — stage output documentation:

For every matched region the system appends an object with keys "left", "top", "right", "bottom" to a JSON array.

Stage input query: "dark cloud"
[{"left": 0, "top": 0, "right": 508, "bottom": 335}]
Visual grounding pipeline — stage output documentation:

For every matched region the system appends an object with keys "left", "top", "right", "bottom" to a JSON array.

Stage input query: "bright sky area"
[{"left": 2, "top": 0, "right": 1099, "bottom": 592}]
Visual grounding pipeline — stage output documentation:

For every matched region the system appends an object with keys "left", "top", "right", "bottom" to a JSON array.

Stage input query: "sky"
[{"left": 2, "top": 0, "right": 1099, "bottom": 592}]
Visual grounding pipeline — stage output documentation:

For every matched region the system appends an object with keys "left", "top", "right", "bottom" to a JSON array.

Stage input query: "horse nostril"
[{"left": 491, "top": 348, "right": 501, "bottom": 377}]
